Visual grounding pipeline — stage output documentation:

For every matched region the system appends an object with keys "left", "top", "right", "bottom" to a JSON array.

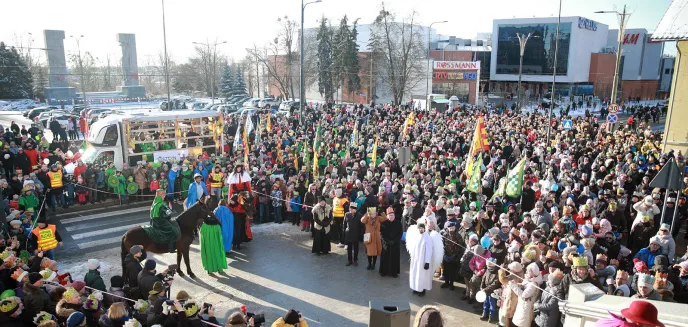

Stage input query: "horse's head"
[
  {"left": 240, "top": 191, "right": 256, "bottom": 220},
  {"left": 196, "top": 196, "right": 218, "bottom": 226}
]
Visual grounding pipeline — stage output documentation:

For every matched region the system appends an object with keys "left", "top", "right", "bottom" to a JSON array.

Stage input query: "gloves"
[{"left": 424, "top": 263, "right": 429, "bottom": 270}]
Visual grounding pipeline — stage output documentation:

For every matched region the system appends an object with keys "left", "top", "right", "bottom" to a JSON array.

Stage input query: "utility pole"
[
  {"left": 546, "top": 0, "right": 562, "bottom": 147},
  {"left": 426, "top": 21, "right": 448, "bottom": 110},
  {"left": 70, "top": 35, "right": 87, "bottom": 106},
  {"left": 516, "top": 32, "right": 538, "bottom": 113},
  {"left": 161, "top": 0, "right": 171, "bottom": 110}
]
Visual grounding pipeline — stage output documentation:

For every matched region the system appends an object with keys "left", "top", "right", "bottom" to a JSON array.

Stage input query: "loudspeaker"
[{"left": 369, "top": 301, "right": 410, "bottom": 327}]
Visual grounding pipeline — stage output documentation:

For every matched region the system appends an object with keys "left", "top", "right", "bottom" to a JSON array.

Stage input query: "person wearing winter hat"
[
  {"left": 272, "top": 309, "right": 308, "bottom": 327},
  {"left": 467, "top": 244, "right": 491, "bottom": 306},
  {"left": 104, "top": 276, "right": 126, "bottom": 308},
  {"left": 412, "top": 305, "right": 444, "bottom": 327},
  {"left": 655, "top": 224, "right": 676, "bottom": 264},
  {"left": 459, "top": 234, "right": 479, "bottom": 302},
  {"left": 632, "top": 273, "right": 661, "bottom": 301},
  {"left": 560, "top": 257, "right": 603, "bottom": 298},
  {"left": 148, "top": 282, "right": 165, "bottom": 303},
  {"left": 66, "top": 311, "right": 86, "bottom": 327},
  {"left": 499, "top": 262, "right": 523, "bottom": 327},
  {"left": 633, "top": 237, "right": 663, "bottom": 270},
  {"left": 123, "top": 245, "right": 144, "bottom": 288},
  {"left": 23, "top": 272, "right": 50, "bottom": 320},
  {"left": 83, "top": 259, "right": 105, "bottom": 292},
  {"left": 226, "top": 312, "right": 248, "bottom": 327},
  {"left": 479, "top": 258, "right": 501, "bottom": 323},
  {"left": 509, "top": 262, "right": 543, "bottom": 327},
  {"left": 534, "top": 269, "right": 565, "bottom": 327}
]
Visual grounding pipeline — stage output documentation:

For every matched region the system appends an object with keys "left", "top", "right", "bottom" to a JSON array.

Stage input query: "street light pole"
[
  {"left": 193, "top": 40, "right": 227, "bottom": 105},
  {"left": 516, "top": 32, "right": 535, "bottom": 113},
  {"left": 546, "top": 0, "right": 562, "bottom": 147},
  {"left": 161, "top": 0, "right": 171, "bottom": 109},
  {"left": 300, "top": 0, "right": 322, "bottom": 124},
  {"left": 426, "top": 21, "right": 448, "bottom": 110},
  {"left": 70, "top": 35, "right": 87, "bottom": 106}
]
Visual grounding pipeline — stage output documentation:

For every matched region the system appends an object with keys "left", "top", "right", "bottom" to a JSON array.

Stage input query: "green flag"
[
  {"left": 505, "top": 158, "right": 527, "bottom": 198},
  {"left": 465, "top": 155, "right": 482, "bottom": 193},
  {"left": 314, "top": 123, "right": 323, "bottom": 151},
  {"left": 490, "top": 177, "right": 507, "bottom": 202}
]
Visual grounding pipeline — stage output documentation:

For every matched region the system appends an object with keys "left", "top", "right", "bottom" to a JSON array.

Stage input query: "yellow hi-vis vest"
[
  {"left": 333, "top": 197, "right": 348, "bottom": 218},
  {"left": 32, "top": 225, "right": 58, "bottom": 251},
  {"left": 47, "top": 171, "right": 63, "bottom": 188},
  {"left": 209, "top": 172, "right": 224, "bottom": 188}
]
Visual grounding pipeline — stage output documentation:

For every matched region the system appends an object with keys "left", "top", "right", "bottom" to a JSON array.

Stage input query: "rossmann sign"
[
  {"left": 433, "top": 61, "right": 480, "bottom": 70},
  {"left": 578, "top": 17, "right": 598, "bottom": 31}
]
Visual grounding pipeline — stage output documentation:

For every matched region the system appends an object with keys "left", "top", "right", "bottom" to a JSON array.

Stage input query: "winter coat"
[
  {"left": 123, "top": 254, "right": 142, "bottom": 287},
  {"left": 271, "top": 317, "right": 309, "bottom": 327},
  {"left": 22, "top": 282, "right": 51, "bottom": 318},
  {"left": 534, "top": 284, "right": 564, "bottom": 327},
  {"left": 98, "top": 315, "right": 127, "bottom": 327},
  {"left": 134, "top": 167, "right": 148, "bottom": 189},
  {"left": 634, "top": 246, "right": 663, "bottom": 269},
  {"left": 499, "top": 269, "right": 519, "bottom": 319},
  {"left": 469, "top": 250, "right": 491, "bottom": 275},
  {"left": 459, "top": 247, "right": 475, "bottom": 278},
  {"left": 510, "top": 277, "right": 542, "bottom": 327},
  {"left": 84, "top": 269, "right": 106, "bottom": 292},
  {"left": 656, "top": 233, "right": 676, "bottom": 263},
  {"left": 490, "top": 241, "right": 507, "bottom": 265},
  {"left": 136, "top": 270, "right": 162, "bottom": 299},
  {"left": 480, "top": 266, "right": 502, "bottom": 297},
  {"left": 343, "top": 212, "right": 362, "bottom": 244},
  {"left": 361, "top": 213, "right": 387, "bottom": 256}
]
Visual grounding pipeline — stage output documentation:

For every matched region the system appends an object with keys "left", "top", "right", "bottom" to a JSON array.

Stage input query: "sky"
[{"left": 0, "top": 0, "right": 674, "bottom": 66}]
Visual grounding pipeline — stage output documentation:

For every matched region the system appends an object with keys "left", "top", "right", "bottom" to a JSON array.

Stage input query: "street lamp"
[
  {"left": 546, "top": 0, "right": 562, "bottom": 147},
  {"left": 300, "top": 0, "right": 322, "bottom": 123},
  {"left": 70, "top": 35, "right": 87, "bottom": 106},
  {"left": 193, "top": 40, "right": 228, "bottom": 105},
  {"left": 426, "top": 20, "right": 448, "bottom": 109},
  {"left": 595, "top": 5, "right": 631, "bottom": 109},
  {"left": 516, "top": 33, "right": 539, "bottom": 112},
  {"left": 161, "top": 0, "right": 171, "bottom": 111}
]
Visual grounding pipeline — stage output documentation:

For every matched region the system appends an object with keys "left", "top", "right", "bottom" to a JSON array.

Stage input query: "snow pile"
[
  {"left": 63, "top": 259, "right": 117, "bottom": 282},
  {"left": 0, "top": 99, "right": 39, "bottom": 111}
]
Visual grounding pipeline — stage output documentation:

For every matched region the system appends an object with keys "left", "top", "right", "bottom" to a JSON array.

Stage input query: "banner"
[{"left": 153, "top": 149, "right": 189, "bottom": 163}]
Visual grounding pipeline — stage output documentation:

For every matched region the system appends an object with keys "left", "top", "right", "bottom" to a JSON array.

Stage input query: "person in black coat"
[
  {"left": 521, "top": 181, "right": 536, "bottom": 212},
  {"left": 379, "top": 207, "right": 403, "bottom": 278},
  {"left": 123, "top": 245, "right": 144, "bottom": 288},
  {"left": 489, "top": 234, "right": 507, "bottom": 265},
  {"left": 13, "top": 149, "right": 30, "bottom": 178},
  {"left": 343, "top": 203, "right": 362, "bottom": 266},
  {"left": 136, "top": 260, "right": 164, "bottom": 299}
]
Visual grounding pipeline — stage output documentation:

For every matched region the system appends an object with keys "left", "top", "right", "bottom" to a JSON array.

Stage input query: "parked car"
[
  {"left": 26, "top": 107, "right": 57, "bottom": 119},
  {"left": 39, "top": 112, "right": 77, "bottom": 129},
  {"left": 258, "top": 97, "right": 280, "bottom": 109},
  {"left": 242, "top": 98, "right": 261, "bottom": 108}
]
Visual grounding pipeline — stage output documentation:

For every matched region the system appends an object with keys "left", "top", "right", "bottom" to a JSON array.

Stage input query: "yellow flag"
[
  {"left": 267, "top": 113, "right": 272, "bottom": 132},
  {"left": 465, "top": 143, "right": 475, "bottom": 178},
  {"left": 125, "top": 120, "right": 135, "bottom": 149},
  {"left": 371, "top": 136, "right": 378, "bottom": 167},
  {"left": 313, "top": 149, "right": 319, "bottom": 177}
]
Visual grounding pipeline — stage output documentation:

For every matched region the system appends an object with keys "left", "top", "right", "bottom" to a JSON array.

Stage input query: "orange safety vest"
[
  {"left": 32, "top": 225, "right": 58, "bottom": 251},
  {"left": 209, "top": 172, "right": 224, "bottom": 188},
  {"left": 47, "top": 171, "right": 63, "bottom": 188},
  {"left": 333, "top": 197, "right": 348, "bottom": 218}
]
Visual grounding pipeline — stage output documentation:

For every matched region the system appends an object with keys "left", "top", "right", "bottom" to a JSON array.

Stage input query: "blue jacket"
[
  {"left": 290, "top": 196, "right": 302, "bottom": 213},
  {"left": 194, "top": 166, "right": 208, "bottom": 182},
  {"left": 634, "top": 246, "right": 663, "bottom": 268},
  {"left": 215, "top": 206, "right": 234, "bottom": 252},
  {"left": 185, "top": 182, "right": 208, "bottom": 208}
]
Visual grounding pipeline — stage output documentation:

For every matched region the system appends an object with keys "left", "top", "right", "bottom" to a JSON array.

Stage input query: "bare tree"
[
  {"left": 276, "top": 16, "right": 298, "bottom": 100},
  {"left": 370, "top": 3, "right": 425, "bottom": 105},
  {"left": 248, "top": 44, "right": 291, "bottom": 99}
]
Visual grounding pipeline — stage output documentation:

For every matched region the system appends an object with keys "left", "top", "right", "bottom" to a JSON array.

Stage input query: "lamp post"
[
  {"left": 193, "top": 40, "right": 228, "bottom": 105},
  {"left": 546, "top": 0, "right": 562, "bottom": 147},
  {"left": 516, "top": 33, "right": 539, "bottom": 112},
  {"left": 426, "top": 20, "right": 448, "bottom": 109},
  {"left": 300, "top": 0, "right": 322, "bottom": 123},
  {"left": 161, "top": 0, "right": 171, "bottom": 110},
  {"left": 595, "top": 5, "right": 630, "bottom": 108},
  {"left": 69, "top": 35, "right": 87, "bottom": 106}
]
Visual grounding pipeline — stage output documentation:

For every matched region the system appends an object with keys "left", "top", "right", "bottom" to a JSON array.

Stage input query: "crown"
[
  {"left": 33, "top": 311, "right": 55, "bottom": 325},
  {"left": 572, "top": 257, "right": 588, "bottom": 267},
  {"left": 134, "top": 299, "right": 149, "bottom": 313},
  {"left": 0, "top": 299, "right": 18, "bottom": 313},
  {"left": 39, "top": 269, "right": 56, "bottom": 282},
  {"left": 183, "top": 301, "right": 199, "bottom": 317},
  {"left": 62, "top": 288, "right": 79, "bottom": 301},
  {"left": 616, "top": 270, "right": 630, "bottom": 279},
  {"left": 11, "top": 268, "right": 27, "bottom": 282},
  {"left": 596, "top": 253, "right": 608, "bottom": 262},
  {"left": 551, "top": 269, "right": 565, "bottom": 280}
]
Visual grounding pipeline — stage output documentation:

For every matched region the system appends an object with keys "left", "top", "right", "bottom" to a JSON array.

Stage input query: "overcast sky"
[{"left": 0, "top": 0, "right": 673, "bottom": 65}]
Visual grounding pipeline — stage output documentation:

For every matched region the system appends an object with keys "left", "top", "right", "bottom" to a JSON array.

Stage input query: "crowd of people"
[{"left": 0, "top": 98, "right": 681, "bottom": 327}]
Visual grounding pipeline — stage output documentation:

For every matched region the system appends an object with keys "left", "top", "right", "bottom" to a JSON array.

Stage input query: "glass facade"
[{"left": 496, "top": 23, "right": 572, "bottom": 75}]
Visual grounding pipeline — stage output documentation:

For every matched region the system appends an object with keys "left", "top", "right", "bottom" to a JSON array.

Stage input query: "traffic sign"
[
  {"left": 606, "top": 113, "right": 618, "bottom": 123},
  {"left": 562, "top": 120, "right": 573, "bottom": 130},
  {"left": 608, "top": 103, "right": 619, "bottom": 113}
]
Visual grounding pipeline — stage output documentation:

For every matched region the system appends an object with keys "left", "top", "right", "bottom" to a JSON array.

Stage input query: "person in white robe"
[{"left": 406, "top": 221, "right": 444, "bottom": 296}]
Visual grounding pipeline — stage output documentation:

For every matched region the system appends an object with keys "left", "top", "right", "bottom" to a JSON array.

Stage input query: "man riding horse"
[{"left": 148, "top": 189, "right": 181, "bottom": 252}]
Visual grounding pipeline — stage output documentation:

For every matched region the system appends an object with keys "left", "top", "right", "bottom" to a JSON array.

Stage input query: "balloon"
[
  {"left": 481, "top": 235, "right": 492, "bottom": 249},
  {"left": 43, "top": 158, "right": 49, "bottom": 164}
]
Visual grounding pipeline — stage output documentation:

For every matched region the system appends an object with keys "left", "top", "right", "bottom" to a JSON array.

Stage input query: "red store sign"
[{"left": 433, "top": 61, "right": 479, "bottom": 70}]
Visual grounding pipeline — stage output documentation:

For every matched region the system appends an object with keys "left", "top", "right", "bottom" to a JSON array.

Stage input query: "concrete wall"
[
  {"left": 663, "top": 41, "right": 688, "bottom": 152},
  {"left": 641, "top": 38, "right": 664, "bottom": 80},
  {"left": 660, "top": 57, "right": 676, "bottom": 92}
]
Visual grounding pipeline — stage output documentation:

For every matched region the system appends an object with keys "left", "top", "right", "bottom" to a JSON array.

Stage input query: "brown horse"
[{"left": 121, "top": 196, "right": 218, "bottom": 278}]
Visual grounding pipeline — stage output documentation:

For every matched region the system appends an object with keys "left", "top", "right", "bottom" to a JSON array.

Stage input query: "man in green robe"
[
  {"left": 105, "top": 162, "right": 116, "bottom": 193},
  {"left": 146, "top": 189, "right": 181, "bottom": 253},
  {"left": 179, "top": 164, "right": 193, "bottom": 198}
]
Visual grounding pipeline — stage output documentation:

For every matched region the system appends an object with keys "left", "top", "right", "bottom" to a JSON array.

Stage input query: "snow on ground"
[{"left": 0, "top": 99, "right": 41, "bottom": 111}]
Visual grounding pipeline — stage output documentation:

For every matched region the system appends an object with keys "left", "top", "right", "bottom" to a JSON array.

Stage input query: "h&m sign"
[
  {"left": 578, "top": 17, "right": 598, "bottom": 31},
  {"left": 623, "top": 33, "right": 641, "bottom": 45}
]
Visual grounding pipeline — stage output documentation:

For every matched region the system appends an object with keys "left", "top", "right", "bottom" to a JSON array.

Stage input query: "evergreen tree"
[
  {"left": 233, "top": 68, "right": 247, "bottom": 96},
  {"left": 346, "top": 20, "right": 361, "bottom": 98},
  {"left": 220, "top": 64, "right": 234, "bottom": 98},
  {"left": 332, "top": 16, "right": 350, "bottom": 94},
  {"left": 0, "top": 42, "right": 33, "bottom": 99},
  {"left": 316, "top": 16, "right": 335, "bottom": 102}
]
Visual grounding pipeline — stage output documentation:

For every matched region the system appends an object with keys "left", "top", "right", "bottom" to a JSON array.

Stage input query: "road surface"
[{"left": 52, "top": 204, "right": 490, "bottom": 326}]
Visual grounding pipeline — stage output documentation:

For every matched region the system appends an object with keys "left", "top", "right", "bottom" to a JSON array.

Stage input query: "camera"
[
  {"left": 246, "top": 312, "right": 266, "bottom": 325},
  {"left": 203, "top": 302, "right": 212, "bottom": 310},
  {"left": 165, "top": 300, "right": 175, "bottom": 305},
  {"left": 163, "top": 264, "right": 178, "bottom": 283}
]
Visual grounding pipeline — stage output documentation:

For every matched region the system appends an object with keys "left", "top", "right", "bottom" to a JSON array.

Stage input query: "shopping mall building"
[{"left": 487, "top": 16, "right": 665, "bottom": 104}]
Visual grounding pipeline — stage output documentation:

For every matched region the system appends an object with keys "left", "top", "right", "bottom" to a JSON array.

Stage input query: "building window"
[
  {"left": 477, "top": 40, "right": 484, "bottom": 46},
  {"left": 495, "top": 23, "right": 572, "bottom": 75},
  {"left": 464, "top": 39, "right": 472, "bottom": 46},
  {"left": 665, "top": 68, "right": 670, "bottom": 74}
]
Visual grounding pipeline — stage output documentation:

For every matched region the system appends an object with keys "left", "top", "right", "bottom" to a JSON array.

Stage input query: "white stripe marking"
[
  {"left": 71, "top": 223, "right": 142, "bottom": 240},
  {"left": 65, "top": 216, "right": 148, "bottom": 232},
  {"left": 77, "top": 236, "right": 122, "bottom": 249},
  {"left": 60, "top": 207, "right": 149, "bottom": 224}
]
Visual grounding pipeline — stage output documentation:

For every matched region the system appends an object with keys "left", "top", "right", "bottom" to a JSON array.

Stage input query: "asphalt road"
[{"left": 52, "top": 204, "right": 491, "bottom": 327}]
